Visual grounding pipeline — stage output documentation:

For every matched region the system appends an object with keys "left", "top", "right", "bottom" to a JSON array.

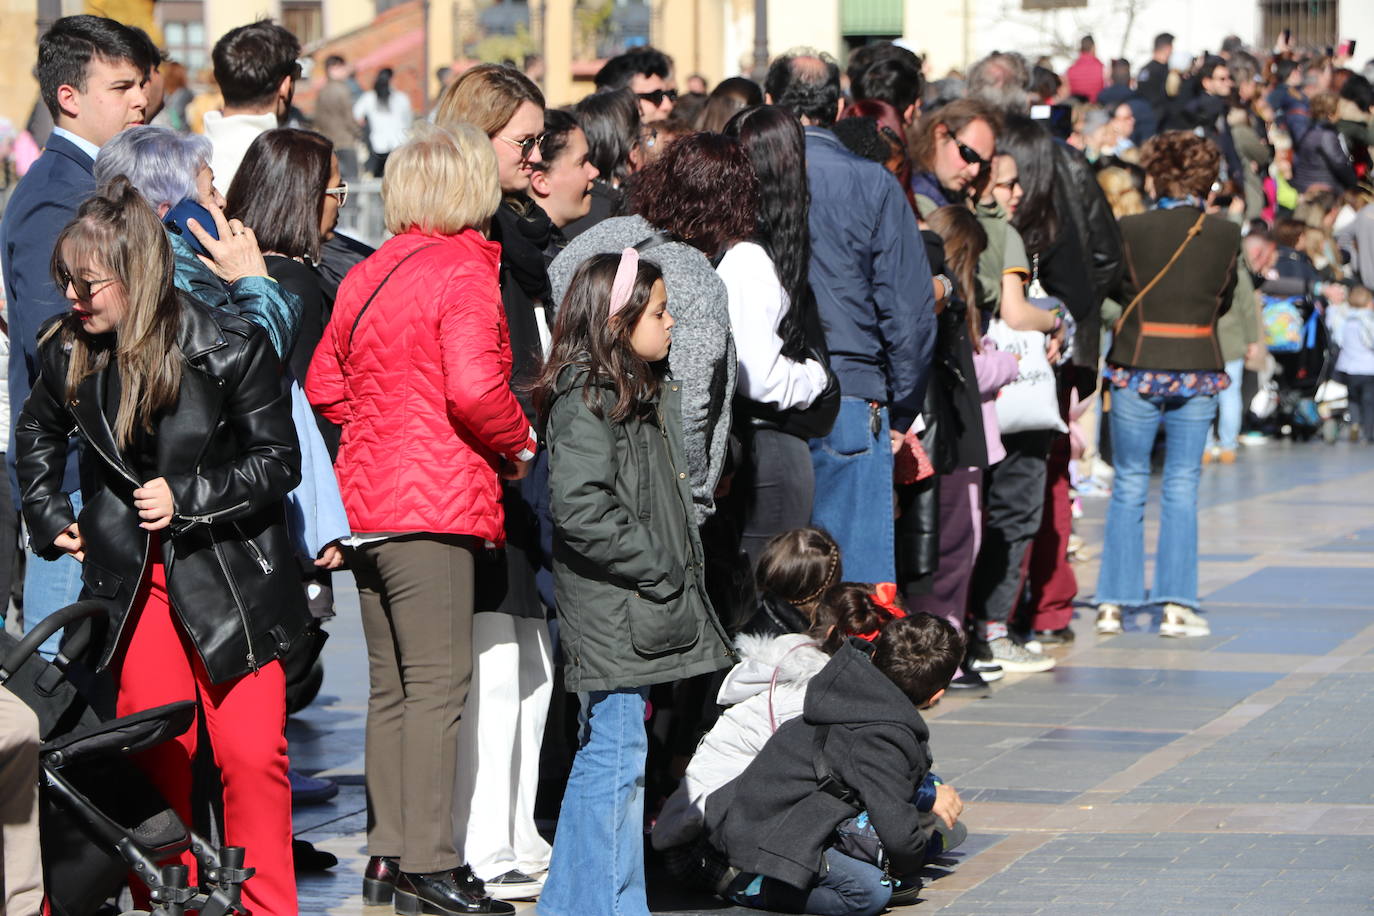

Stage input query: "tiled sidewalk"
[{"left": 293, "top": 441, "right": 1374, "bottom": 914}]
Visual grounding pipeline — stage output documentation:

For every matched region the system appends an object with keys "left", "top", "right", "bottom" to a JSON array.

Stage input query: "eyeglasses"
[
  {"left": 953, "top": 136, "right": 990, "bottom": 170},
  {"left": 56, "top": 266, "right": 115, "bottom": 301},
  {"left": 325, "top": 182, "right": 349, "bottom": 207},
  {"left": 636, "top": 89, "right": 678, "bottom": 107},
  {"left": 497, "top": 133, "right": 546, "bottom": 162}
]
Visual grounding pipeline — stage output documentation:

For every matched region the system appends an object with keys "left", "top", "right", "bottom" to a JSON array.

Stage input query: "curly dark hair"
[
  {"left": 871, "top": 614, "right": 963, "bottom": 706},
  {"left": 627, "top": 132, "right": 759, "bottom": 255},
  {"left": 1140, "top": 131, "right": 1221, "bottom": 200}
]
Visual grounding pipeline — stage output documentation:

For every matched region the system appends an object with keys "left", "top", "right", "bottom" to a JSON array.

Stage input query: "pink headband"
[{"left": 608, "top": 247, "right": 640, "bottom": 317}]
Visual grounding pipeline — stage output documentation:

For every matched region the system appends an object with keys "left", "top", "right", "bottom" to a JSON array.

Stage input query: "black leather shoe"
[
  {"left": 393, "top": 870, "right": 516, "bottom": 915},
  {"left": 363, "top": 856, "right": 400, "bottom": 906}
]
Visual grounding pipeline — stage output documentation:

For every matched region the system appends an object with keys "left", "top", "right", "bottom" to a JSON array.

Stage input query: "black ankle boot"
[
  {"left": 363, "top": 856, "right": 400, "bottom": 906},
  {"left": 393, "top": 869, "right": 516, "bottom": 915}
]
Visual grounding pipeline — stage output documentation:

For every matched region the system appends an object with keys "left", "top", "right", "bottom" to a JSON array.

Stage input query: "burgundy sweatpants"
[
  {"left": 115, "top": 561, "right": 297, "bottom": 915},
  {"left": 1019, "top": 432, "right": 1079, "bottom": 633}
]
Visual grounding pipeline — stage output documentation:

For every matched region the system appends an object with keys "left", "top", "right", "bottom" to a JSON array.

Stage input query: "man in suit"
[{"left": 1, "top": 15, "right": 151, "bottom": 652}]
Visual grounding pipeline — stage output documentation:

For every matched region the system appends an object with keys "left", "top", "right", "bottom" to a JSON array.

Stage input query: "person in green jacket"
[{"left": 534, "top": 249, "right": 734, "bottom": 916}]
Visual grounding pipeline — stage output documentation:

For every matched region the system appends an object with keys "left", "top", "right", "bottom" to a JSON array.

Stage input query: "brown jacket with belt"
[{"left": 1109, "top": 206, "right": 1240, "bottom": 371}]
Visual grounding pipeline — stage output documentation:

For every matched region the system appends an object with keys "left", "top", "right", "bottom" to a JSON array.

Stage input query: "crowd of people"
[{"left": 1, "top": 12, "right": 1373, "bottom": 916}]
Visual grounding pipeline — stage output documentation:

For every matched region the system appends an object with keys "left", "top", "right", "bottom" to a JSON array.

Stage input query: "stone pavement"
[{"left": 290, "top": 440, "right": 1374, "bottom": 914}]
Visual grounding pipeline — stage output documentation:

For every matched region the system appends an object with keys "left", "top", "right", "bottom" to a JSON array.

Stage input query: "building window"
[
  {"left": 282, "top": 0, "right": 324, "bottom": 46},
  {"left": 1260, "top": 0, "right": 1338, "bottom": 50},
  {"left": 163, "top": 19, "right": 208, "bottom": 73}
]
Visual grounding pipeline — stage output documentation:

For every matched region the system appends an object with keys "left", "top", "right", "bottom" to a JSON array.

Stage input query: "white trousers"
[{"left": 452, "top": 613, "right": 554, "bottom": 879}]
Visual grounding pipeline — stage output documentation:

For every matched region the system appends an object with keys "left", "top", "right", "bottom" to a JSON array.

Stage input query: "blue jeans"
[
  {"left": 23, "top": 490, "right": 84, "bottom": 658},
  {"left": 1210, "top": 358, "right": 1244, "bottom": 451},
  {"left": 1096, "top": 386, "right": 1217, "bottom": 609},
  {"left": 538, "top": 687, "right": 651, "bottom": 916},
  {"left": 724, "top": 849, "right": 892, "bottom": 916},
  {"left": 809, "top": 398, "right": 894, "bottom": 584}
]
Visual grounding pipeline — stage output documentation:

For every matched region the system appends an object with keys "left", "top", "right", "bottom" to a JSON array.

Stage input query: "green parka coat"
[{"left": 546, "top": 367, "right": 734, "bottom": 692}]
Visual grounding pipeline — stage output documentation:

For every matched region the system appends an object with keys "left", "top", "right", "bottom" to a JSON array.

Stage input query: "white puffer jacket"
[{"left": 651, "top": 632, "right": 829, "bottom": 849}]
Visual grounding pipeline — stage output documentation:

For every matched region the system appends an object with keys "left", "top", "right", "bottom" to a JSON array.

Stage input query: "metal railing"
[{"left": 335, "top": 177, "right": 389, "bottom": 249}]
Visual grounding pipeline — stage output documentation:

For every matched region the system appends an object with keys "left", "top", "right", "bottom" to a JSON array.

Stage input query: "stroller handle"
[{"left": 0, "top": 600, "right": 107, "bottom": 683}]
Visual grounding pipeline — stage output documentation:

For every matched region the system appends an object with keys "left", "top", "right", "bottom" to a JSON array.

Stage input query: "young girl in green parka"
[{"left": 534, "top": 249, "right": 734, "bottom": 916}]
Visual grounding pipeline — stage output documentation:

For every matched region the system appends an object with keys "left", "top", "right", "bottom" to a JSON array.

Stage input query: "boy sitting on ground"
[{"left": 704, "top": 614, "right": 963, "bottom": 916}]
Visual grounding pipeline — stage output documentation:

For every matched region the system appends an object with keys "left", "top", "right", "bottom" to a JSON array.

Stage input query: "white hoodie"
[{"left": 651, "top": 632, "right": 829, "bottom": 850}]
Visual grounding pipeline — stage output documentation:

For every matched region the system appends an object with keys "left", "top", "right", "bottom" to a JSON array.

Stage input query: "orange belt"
[{"left": 1139, "top": 321, "right": 1213, "bottom": 339}]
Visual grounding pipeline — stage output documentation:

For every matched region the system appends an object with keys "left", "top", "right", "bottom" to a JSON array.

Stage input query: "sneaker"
[
  {"left": 1095, "top": 603, "right": 1123, "bottom": 635},
  {"left": 988, "top": 637, "right": 1056, "bottom": 673},
  {"left": 483, "top": 869, "right": 543, "bottom": 901},
  {"left": 1159, "top": 603, "right": 1210, "bottom": 638},
  {"left": 1218, "top": 449, "right": 1237, "bottom": 465},
  {"left": 888, "top": 872, "right": 923, "bottom": 906},
  {"left": 967, "top": 658, "right": 1005, "bottom": 681},
  {"left": 946, "top": 671, "right": 990, "bottom": 691},
  {"left": 288, "top": 768, "right": 339, "bottom": 805},
  {"left": 1033, "top": 626, "right": 1076, "bottom": 645},
  {"left": 1202, "top": 448, "right": 1215, "bottom": 465}
]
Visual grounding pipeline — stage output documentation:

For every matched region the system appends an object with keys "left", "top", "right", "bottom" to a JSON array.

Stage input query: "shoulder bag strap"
[
  {"left": 1113, "top": 212, "right": 1208, "bottom": 336},
  {"left": 812, "top": 724, "right": 861, "bottom": 809},
  {"left": 345, "top": 244, "right": 439, "bottom": 354}
]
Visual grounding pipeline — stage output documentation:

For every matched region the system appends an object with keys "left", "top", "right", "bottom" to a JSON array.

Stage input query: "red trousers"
[
  {"left": 1019, "top": 432, "right": 1078, "bottom": 632},
  {"left": 115, "top": 561, "right": 297, "bottom": 915}
]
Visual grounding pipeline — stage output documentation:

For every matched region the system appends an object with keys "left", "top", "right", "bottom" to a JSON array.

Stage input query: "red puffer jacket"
[{"left": 306, "top": 229, "right": 537, "bottom": 544}]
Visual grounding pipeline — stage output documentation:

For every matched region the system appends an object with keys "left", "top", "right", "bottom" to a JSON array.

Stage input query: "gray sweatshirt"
[{"left": 549, "top": 215, "right": 735, "bottom": 523}]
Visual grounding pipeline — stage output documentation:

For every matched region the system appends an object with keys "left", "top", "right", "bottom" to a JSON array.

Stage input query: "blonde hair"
[
  {"left": 45, "top": 177, "right": 182, "bottom": 448},
  {"left": 433, "top": 63, "right": 544, "bottom": 138},
  {"left": 1097, "top": 166, "right": 1146, "bottom": 218},
  {"left": 1350, "top": 286, "right": 1373, "bottom": 309},
  {"left": 382, "top": 122, "right": 501, "bottom": 236}
]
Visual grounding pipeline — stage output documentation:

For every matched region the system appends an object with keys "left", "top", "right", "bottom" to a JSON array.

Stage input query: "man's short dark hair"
[
  {"left": 1110, "top": 58, "right": 1131, "bottom": 85},
  {"left": 845, "top": 41, "right": 919, "bottom": 90},
  {"left": 1080, "top": 35, "right": 1095, "bottom": 54},
  {"left": 1154, "top": 32, "right": 1175, "bottom": 52},
  {"left": 872, "top": 614, "right": 963, "bottom": 706},
  {"left": 853, "top": 55, "right": 925, "bottom": 114},
  {"left": 213, "top": 20, "right": 301, "bottom": 109},
  {"left": 1221, "top": 35, "right": 1244, "bottom": 56},
  {"left": 594, "top": 47, "right": 673, "bottom": 91},
  {"left": 1199, "top": 55, "right": 1228, "bottom": 82},
  {"left": 765, "top": 51, "right": 842, "bottom": 128},
  {"left": 325, "top": 54, "right": 345, "bottom": 70},
  {"left": 36, "top": 15, "right": 153, "bottom": 120}
]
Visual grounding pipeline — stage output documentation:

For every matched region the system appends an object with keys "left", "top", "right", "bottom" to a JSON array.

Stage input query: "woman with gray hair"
[{"left": 93, "top": 125, "right": 299, "bottom": 357}]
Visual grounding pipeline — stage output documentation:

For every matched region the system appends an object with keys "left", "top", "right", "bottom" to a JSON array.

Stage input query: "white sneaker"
[
  {"left": 1095, "top": 603, "right": 1123, "bottom": 635},
  {"left": 988, "top": 637, "right": 1056, "bottom": 673},
  {"left": 1159, "top": 603, "right": 1210, "bottom": 638},
  {"left": 483, "top": 869, "right": 544, "bottom": 900}
]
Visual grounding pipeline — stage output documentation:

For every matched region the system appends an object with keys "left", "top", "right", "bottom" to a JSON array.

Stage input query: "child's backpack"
[{"left": 1262, "top": 295, "right": 1307, "bottom": 354}]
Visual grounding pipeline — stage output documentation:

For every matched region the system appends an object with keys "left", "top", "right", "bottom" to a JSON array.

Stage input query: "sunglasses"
[
  {"left": 636, "top": 89, "right": 678, "bottom": 107},
  {"left": 497, "top": 132, "right": 546, "bottom": 162},
  {"left": 953, "top": 136, "right": 990, "bottom": 169},
  {"left": 325, "top": 182, "right": 349, "bottom": 207},
  {"left": 56, "top": 266, "right": 115, "bottom": 301}
]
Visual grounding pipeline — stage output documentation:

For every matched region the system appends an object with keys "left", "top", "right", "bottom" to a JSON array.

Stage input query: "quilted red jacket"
[{"left": 306, "top": 229, "right": 537, "bottom": 544}]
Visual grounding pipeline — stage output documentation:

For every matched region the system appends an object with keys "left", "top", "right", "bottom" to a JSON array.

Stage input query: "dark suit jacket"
[{"left": 1, "top": 132, "right": 96, "bottom": 502}]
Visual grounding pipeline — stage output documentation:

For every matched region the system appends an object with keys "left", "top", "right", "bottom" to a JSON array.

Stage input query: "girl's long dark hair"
[
  {"left": 723, "top": 105, "right": 811, "bottom": 359},
  {"left": 534, "top": 253, "right": 665, "bottom": 424},
  {"left": 575, "top": 88, "right": 641, "bottom": 185},
  {"left": 997, "top": 114, "right": 1059, "bottom": 258},
  {"left": 374, "top": 67, "right": 393, "bottom": 105},
  {"left": 926, "top": 205, "right": 989, "bottom": 352}
]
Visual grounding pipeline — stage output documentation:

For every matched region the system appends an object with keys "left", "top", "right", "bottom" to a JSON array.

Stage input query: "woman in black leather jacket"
[{"left": 16, "top": 180, "right": 308, "bottom": 915}]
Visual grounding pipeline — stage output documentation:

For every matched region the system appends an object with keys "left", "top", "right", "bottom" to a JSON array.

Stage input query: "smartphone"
[
  {"left": 163, "top": 198, "right": 219, "bottom": 258},
  {"left": 1339, "top": 39, "right": 1356, "bottom": 58}
]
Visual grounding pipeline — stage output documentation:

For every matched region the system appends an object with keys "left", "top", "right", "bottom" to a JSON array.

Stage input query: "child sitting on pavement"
[{"left": 704, "top": 612, "right": 964, "bottom": 916}]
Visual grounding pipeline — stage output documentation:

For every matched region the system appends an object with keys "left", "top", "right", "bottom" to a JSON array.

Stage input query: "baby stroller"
[
  {"left": 0, "top": 601, "right": 256, "bottom": 915},
  {"left": 1260, "top": 286, "right": 1330, "bottom": 439}
]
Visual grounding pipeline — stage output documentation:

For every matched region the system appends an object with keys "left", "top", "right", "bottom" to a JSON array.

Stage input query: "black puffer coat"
[{"left": 17, "top": 298, "right": 309, "bottom": 684}]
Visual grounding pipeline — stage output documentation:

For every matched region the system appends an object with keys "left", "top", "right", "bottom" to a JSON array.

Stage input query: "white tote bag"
[{"left": 986, "top": 319, "right": 1067, "bottom": 435}]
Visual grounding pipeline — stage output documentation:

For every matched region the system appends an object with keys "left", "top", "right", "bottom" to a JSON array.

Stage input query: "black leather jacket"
[{"left": 17, "top": 298, "right": 309, "bottom": 684}]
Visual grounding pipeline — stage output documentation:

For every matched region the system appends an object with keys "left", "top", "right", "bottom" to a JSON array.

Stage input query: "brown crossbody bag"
[{"left": 1112, "top": 212, "right": 1208, "bottom": 335}]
